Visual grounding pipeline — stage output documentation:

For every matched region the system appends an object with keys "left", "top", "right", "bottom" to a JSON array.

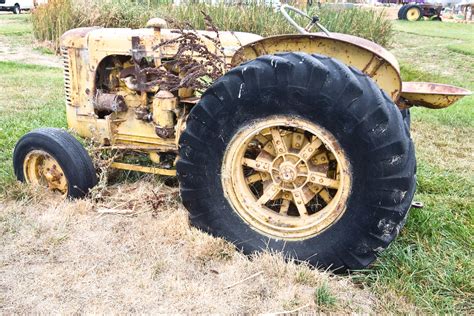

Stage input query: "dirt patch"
[
  {"left": 0, "top": 13, "right": 60, "bottom": 68},
  {"left": 0, "top": 181, "right": 414, "bottom": 313},
  {"left": 0, "top": 35, "right": 60, "bottom": 68}
]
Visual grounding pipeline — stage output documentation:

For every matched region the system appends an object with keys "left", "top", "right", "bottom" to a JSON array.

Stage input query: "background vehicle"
[
  {"left": 398, "top": 1, "right": 443, "bottom": 21},
  {"left": 13, "top": 5, "right": 470, "bottom": 270},
  {"left": 0, "top": 0, "right": 36, "bottom": 14}
]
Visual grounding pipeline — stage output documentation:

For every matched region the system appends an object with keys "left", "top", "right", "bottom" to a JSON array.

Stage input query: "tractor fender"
[{"left": 231, "top": 33, "right": 402, "bottom": 101}]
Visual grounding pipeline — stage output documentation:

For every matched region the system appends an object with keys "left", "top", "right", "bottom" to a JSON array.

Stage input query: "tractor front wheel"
[
  {"left": 13, "top": 128, "right": 97, "bottom": 198},
  {"left": 178, "top": 53, "right": 416, "bottom": 270},
  {"left": 404, "top": 5, "right": 423, "bottom": 21}
]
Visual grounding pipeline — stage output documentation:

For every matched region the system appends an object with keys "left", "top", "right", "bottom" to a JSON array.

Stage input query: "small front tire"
[{"left": 13, "top": 128, "right": 97, "bottom": 198}]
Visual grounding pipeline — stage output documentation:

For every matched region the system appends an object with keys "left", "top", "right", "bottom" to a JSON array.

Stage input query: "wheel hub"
[
  {"left": 271, "top": 154, "right": 309, "bottom": 190},
  {"left": 279, "top": 163, "right": 297, "bottom": 182},
  {"left": 222, "top": 116, "right": 351, "bottom": 240},
  {"left": 23, "top": 150, "right": 68, "bottom": 194}
]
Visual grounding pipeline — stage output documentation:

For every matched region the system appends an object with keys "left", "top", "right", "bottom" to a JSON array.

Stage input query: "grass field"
[
  {"left": 0, "top": 14, "right": 31, "bottom": 36},
  {"left": 363, "top": 20, "right": 474, "bottom": 313},
  {"left": 0, "top": 62, "right": 65, "bottom": 189},
  {"left": 0, "top": 15, "right": 472, "bottom": 313}
]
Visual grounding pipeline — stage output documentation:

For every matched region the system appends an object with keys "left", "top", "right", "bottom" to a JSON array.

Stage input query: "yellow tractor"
[{"left": 13, "top": 6, "right": 470, "bottom": 270}]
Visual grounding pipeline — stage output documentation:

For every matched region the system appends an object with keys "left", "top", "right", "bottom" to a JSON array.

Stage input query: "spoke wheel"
[
  {"left": 178, "top": 52, "right": 416, "bottom": 270},
  {"left": 223, "top": 117, "right": 351, "bottom": 240},
  {"left": 23, "top": 150, "right": 68, "bottom": 194}
]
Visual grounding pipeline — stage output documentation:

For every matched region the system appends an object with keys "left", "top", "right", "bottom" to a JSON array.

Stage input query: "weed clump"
[{"left": 314, "top": 282, "right": 337, "bottom": 308}]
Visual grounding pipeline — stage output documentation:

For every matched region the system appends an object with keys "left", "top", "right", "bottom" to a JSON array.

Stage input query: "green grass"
[
  {"left": 358, "top": 20, "right": 474, "bottom": 314},
  {"left": 393, "top": 20, "right": 474, "bottom": 40},
  {"left": 0, "top": 62, "right": 65, "bottom": 192},
  {"left": 314, "top": 283, "right": 337, "bottom": 308},
  {"left": 391, "top": 21, "right": 474, "bottom": 128},
  {"left": 361, "top": 162, "right": 473, "bottom": 311},
  {"left": 447, "top": 42, "right": 474, "bottom": 56},
  {"left": 0, "top": 14, "right": 32, "bottom": 36}
]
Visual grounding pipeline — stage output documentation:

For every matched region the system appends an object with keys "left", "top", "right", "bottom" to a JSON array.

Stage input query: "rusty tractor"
[{"left": 13, "top": 5, "right": 471, "bottom": 270}]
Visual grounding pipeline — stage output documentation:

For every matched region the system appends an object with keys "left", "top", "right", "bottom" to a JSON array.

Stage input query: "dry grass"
[
  {"left": 411, "top": 121, "right": 474, "bottom": 174},
  {"left": 0, "top": 181, "right": 412, "bottom": 313}
]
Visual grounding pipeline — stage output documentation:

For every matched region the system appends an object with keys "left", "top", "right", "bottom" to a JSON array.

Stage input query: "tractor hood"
[{"left": 61, "top": 26, "right": 262, "bottom": 66}]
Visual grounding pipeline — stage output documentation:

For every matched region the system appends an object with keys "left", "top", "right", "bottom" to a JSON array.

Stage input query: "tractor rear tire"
[
  {"left": 398, "top": 5, "right": 408, "bottom": 20},
  {"left": 400, "top": 109, "right": 411, "bottom": 129},
  {"left": 13, "top": 128, "right": 97, "bottom": 198},
  {"left": 177, "top": 53, "right": 416, "bottom": 271}
]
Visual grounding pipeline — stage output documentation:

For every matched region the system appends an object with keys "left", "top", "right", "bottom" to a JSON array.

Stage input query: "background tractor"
[
  {"left": 13, "top": 5, "right": 470, "bottom": 270},
  {"left": 398, "top": 1, "right": 444, "bottom": 21}
]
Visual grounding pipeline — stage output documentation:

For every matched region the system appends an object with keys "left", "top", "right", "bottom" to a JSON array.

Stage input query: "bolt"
[
  {"left": 319, "top": 179, "right": 323, "bottom": 183},
  {"left": 309, "top": 148, "right": 313, "bottom": 152},
  {"left": 311, "top": 177, "right": 316, "bottom": 181},
  {"left": 276, "top": 140, "right": 281, "bottom": 144},
  {"left": 279, "top": 149, "right": 283, "bottom": 153}
]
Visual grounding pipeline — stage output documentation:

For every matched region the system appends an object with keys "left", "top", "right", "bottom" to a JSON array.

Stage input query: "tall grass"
[
  {"left": 32, "top": 1, "right": 393, "bottom": 51},
  {"left": 31, "top": 0, "right": 155, "bottom": 50},
  {"left": 160, "top": 4, "right": 393, "bottom": 45},
  {"left": 31, "top": 0, "right": 74, "bottom": 47}
]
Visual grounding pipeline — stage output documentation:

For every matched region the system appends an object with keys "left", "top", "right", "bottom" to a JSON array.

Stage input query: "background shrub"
[{"left": 32, "top": 0, "right": 393, "bottom": 51}]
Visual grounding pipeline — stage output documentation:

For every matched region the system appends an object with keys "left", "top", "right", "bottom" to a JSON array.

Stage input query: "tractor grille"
[{"left": 61, "top": 47, "right": 72, "bottom": 107}]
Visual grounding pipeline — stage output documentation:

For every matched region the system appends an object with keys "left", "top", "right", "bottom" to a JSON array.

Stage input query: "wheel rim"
[
  {"left": 222, "top": 116, "right": 351, "bottom": 240},
  {"left": 407, "top": 7, "right": 421, "bottom": 21},
  {"left": 23, "top": 150, "right": 68, "bottom": 194}
]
